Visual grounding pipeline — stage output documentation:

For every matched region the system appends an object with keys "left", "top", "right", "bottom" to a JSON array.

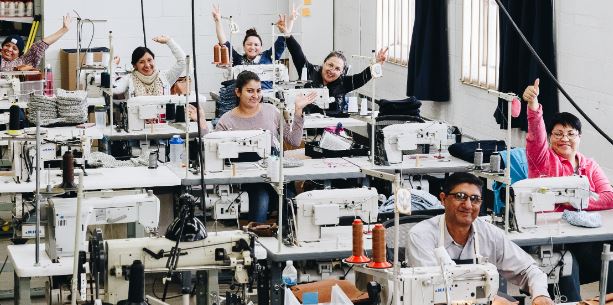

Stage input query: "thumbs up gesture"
[{"left": 522, "top": 78, "right": 540, "bottom": 111}]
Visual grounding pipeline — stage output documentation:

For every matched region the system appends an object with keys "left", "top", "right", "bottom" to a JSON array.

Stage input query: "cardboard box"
[{"left": 60, "top": 48, "right": 109, "bottom": 90}]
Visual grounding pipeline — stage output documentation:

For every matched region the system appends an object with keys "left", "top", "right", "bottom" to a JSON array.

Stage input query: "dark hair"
[
  {"left": 442, "top": 172, "right": 483, "bottom": 194},
  {"left": 2, "top": 35, "right": 25, "bottom": 56},
  {"left": 235, "top": 70, "right": 261, "bottom": 94},
  {"left": 131, "top": 46, "right": 155, "bottom": 66},
  {"left": 243, "top": 28, "right": 262, "bottom": 45},
  {"left": 323, "top": 51, "right": 347, "bottom": 71},
  {"left": 547, "top": 112, "right": 582, "bottom": 135}
]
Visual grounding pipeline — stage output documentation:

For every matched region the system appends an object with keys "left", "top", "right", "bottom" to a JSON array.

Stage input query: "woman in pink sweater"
[
  {"left": 523, "top": 79, "right": 613, "bottom": 211},
  {"left": 523, "top": 78, "right": 613, "bottom": 301}
]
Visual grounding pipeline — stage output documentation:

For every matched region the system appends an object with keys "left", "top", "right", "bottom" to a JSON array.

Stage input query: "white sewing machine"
[
  {"left": 0, "top": 77, "right": 20, "bottom": 101},
  {"left": 281, "top": 88, "right": 331, "bottom": 121},
  {"left": 204, "top": 184, "right": 249, "bottom": 220},
  {"left": 294, "top": 188, "right": 379, "bottom": 242},
  {"left": 395, "top": 263, "right": 499, "bottom": 305},
  {"left": 45, "top": 189, "right": 160, "bottom": 261},
  {"left": 382, "top": 121, "right": 454, "bottom": 163},
  {"left": 232, "top": 64, "right": 289, "bottom": 83},
  {"left": 103, "top": 230, "right": 253, "bottom": 303},
  {"left": 203, "top": 129, "right": 271, "bottom": 172},
  {"left": 79, "top": 69, "right": 105, "bottom": 98},
  {"left": 124, "top": 95, "right": 197, "bottom": 132},
  {"left": 511, "top": 175, "right": 591, "bottom": 229}
]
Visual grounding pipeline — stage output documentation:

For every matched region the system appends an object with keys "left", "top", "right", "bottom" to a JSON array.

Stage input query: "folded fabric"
[{"left": 562, "top": 210, "right": 602, "bottom": 228}]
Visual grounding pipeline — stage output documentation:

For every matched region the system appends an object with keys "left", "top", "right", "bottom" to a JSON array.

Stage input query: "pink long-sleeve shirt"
[{"left": 526, "top": 105, "right": 613, "bottom": 211}]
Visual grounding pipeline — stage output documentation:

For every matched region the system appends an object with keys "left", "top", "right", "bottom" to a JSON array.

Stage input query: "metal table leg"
[
  {"left": 270, "top": 261, "right": 284, "bottom": 305},
  {"left": 14, "top": 271, "right": 32, "bottom": 305}
]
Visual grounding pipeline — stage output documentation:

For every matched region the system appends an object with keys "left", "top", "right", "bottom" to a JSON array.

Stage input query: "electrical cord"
[
  {"left": 0, "top": 255, "right": 8, "bottom": 275},
  {"left": 140, "top": 0, "right": 147, "bottom": 47},
  {"left": 494, "top": 0, "right": 613, "bottom": 146},
  {"left": 191, "top": 0, "right": 207, "bottom": 225}
]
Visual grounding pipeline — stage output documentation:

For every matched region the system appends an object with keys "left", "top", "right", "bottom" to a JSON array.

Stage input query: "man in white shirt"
[{"left": 406, "top": 172, "right": 554, "bottom": 305}]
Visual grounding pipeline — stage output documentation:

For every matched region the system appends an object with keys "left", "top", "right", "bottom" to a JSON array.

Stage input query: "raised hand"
[
  {"left": 294, "top": 91, "right": 318, "bottom": 114},
  {"left": 152, "top": 35, "right": 171, "bottom": 44},
  {"left": 376, "top": 47, "right": 389, "bottom": 64},
  {"left": 522, "top": 78, "right": 540, "bottom": 110},
  {"left": 212, "top": 4, "right": 221, "bottom": 22}
]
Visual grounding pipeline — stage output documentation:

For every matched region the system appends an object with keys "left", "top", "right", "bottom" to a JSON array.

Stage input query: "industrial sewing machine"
[
  {"left": 122, "top": 95, "right": 198, "bottom": 132},
  {"left": 280, "top": 88, "right": 331, "bottom": 121},
  {"left": 232, "top": 64, "right": 289, "bottom": 83},
  {"left": 395, "top": 263, "right": 499, "bottom": 305},
  {"left": 45, "top": 189, "right": 160, "bottom": 261},
  {"left": 203, "top": 129, "right": 271, "bottom": 172},
  {"left": 101, "top": 230, "right": 253, "bottom": 303},
  {"left": 78, "top": 68, "right": 106, "bottom": 98},
  {"left": 382, "top": 121, "right": 455, "bottom": 164},
  {"left": 0, "top": 77, "right": 20, "bottom": 101},
  {"left": 511, "top": 175, "right": 591, "bottom": 230},
  {"left": 204, "top": 184, "right": 249, "bottom": 220},
  {"left": 293, "top": 188, "right": 379, "bottom": 242}
]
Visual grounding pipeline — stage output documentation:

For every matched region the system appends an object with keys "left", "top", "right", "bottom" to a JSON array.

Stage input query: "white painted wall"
[
  {"left": 334, "top": 0, "right": 613, "bottom": 178},
  {"left": 42, "top": 0, "right": 332, "bottom": 95}
]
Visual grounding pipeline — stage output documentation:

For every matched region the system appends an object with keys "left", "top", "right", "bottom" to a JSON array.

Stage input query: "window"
[
  {"left": 376, "top": 0, "right": 415, "bottom": 66},
  {"left": 461, "top": 0, "right": 500, "bottom": 89}
]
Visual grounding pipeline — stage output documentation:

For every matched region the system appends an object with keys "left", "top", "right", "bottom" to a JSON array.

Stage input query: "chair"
[
  {"left": 381, "top": 213, "right": 439, "bottom": 264},
  {"left": 492, "top": 148, "right": 528, "bottom": 215}
]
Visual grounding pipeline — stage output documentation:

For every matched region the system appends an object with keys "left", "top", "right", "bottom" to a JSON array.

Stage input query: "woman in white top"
[{"left": 113, "top": 35, "right": 186, "bottom": 97}]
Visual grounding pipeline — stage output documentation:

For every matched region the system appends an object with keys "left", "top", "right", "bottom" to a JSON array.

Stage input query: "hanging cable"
[
  {"left": 140, "top": 0, "right": 147, "bottom": 47},
  {"left": 191, "top": 0, "right": 207, "bottom": 220},
  {"left": 494, "top": 0, "right": 613, "bottom": 146}
]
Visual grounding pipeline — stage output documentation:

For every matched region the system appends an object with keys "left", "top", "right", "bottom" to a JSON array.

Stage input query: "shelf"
[{"left": 0, "top": 16, "right": 34, "bottom": 24}]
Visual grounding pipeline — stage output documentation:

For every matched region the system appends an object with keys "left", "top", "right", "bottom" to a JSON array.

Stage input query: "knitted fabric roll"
[{"left": 56, "top": 89, "right": 88, "bottom": 123}]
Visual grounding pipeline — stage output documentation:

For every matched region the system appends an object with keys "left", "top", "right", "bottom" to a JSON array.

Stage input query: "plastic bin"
[{"left": 18, "top": 80, "right": 45, "bottom": 103}]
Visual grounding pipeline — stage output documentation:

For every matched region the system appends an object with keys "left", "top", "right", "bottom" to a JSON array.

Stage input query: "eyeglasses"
[
  {"left": 551, "top": 131, "right": 579, "bottom": 140},
  {"left": 447, "top": 192, "right": 482, "bottom": 204}
]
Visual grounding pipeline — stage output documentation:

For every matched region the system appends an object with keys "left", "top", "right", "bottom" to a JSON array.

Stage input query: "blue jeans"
[{"left": 244, "top": 183, "right": 271, "bottom": 223}]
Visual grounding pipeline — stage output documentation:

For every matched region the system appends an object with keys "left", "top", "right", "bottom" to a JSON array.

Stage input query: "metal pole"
[
  {"left": 504, "top": 99, "right": 511, "bottom": 232},
  {"left": 392, "top": 174, "right": 400, "bottom": 305},
  {"left": 370, "top": 51, "right": 376, "bottom": 166},
  {"left": 277, "top": 100, "right": 285, "bottom": 252},
  {"left": 601, "top": 244, "right": 611, "bottom": 305},
  {"left": 34, "top": 112, "right": 41, "bottom": 266},
  {"left": 76, "top": 19, "right": 81, "bottom": 91},
  {"left": 108, "top": 31, "right": 114, "bottom": 136},
  {"left": 70, "top": 172, "right": 84, "bottom": 305},
  {"left": 184, "top": 55, "right": 191, "bottom": 178}
]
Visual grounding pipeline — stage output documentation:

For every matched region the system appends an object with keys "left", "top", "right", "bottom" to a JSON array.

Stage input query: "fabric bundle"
[
  {"left": 27, "top": 94, "right": 61, "bottom": 125},
  {"left": 56, "top": 89, "right": 88, "bottom": 124}
]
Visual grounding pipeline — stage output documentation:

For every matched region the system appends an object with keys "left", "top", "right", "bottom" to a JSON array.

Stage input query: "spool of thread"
[
  {"left": 220, "top": 45, "right": 230, "bottom": 65},
  {"left": 126, "top": 260, "right": 146, "bottom": 304},
  {"left": 490, "top": 148, "right": 501, "bottom": 173},
  {"left": 148, "top": 151, "right": 158, "bottom": 169},
  {"left": 511, "top": 97, "right": 521, "bottom": 118},
  {"left": 175, "top": 105, "right": 186, "bottom": 123},
  {"left": 367, "top": 224, "right": 392, "bottom": 269},
  {"left": 165, "top": 103, "right": 176, "bottom": 122},
  {"left": 213, "top": 44, "right": 222, "bottom": 64},
  {"left": 473, "top": 143, "right": 483, "bottom": 170},
  {"left": 7, "top": 105, "right": 22, "bottom": 136},
  {"left": 59, "top": 151, "right": 77, "bottom": 189},
  {"left": 344, "top": 219, "right": 371, "bottom": 264}
]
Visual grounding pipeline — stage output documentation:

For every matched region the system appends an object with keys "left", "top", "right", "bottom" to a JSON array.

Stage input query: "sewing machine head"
[
  {"left": 281, "top": 88, "right": 331, "bottom": 118},
  {"left": 45, "top": 189, "right": 160, "bottom": 261},
  {"left": 382, "top": 121, "right": 454, "bottom": 164},
  {"left": 0, "top": 77, "right": 20, "bottom": 101},
  {"left": 396, "top": 263, "right": 499, "bottom": 305},
  {"left": 232, "top": 64, "right": 289, "bottom": 83},
  {"left": 203, "top": 129, "right": 272, "bottom": 172},
  {"left": 294, "top": 188, "right": 379, "bottom": 242},
  {"left": 511, "top": 175, "right": 591, "bottom": 230},
  {"left": 124, "top": 95, "right": 190, "bottom": 132}
]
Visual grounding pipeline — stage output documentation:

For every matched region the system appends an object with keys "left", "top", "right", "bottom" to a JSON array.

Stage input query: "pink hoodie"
[{"left": 526, "top": 105, "right": 613, "bottom": 211}]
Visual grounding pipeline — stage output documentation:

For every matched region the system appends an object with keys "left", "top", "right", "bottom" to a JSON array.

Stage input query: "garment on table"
[
  {"left": 285, "top": 36, "right": 373, "bottom": 116},
  {"left": 0, "top": 40, "right": 49, "bottom": 71},
  {"left": 378, "top": 189, "right": 442, "bottom": 213},
  {"left": 214, "top": 102, "right": 304, "bottom": 148},
  {"left": 526, "top": 104, "right": 613, "bottom": 210},
  {"left": 562, "top": 210, "right": 602, "bottom": 228},
  {"left": 406, "top": 214, "right": 550, "bottom": 299},
  {"left": 113, "top": 39, "right": 186, "bottom": 97}
]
